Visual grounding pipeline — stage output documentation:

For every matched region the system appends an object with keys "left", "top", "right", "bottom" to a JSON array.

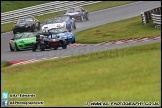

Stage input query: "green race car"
[{"left": 9, "top": 32, "right": 36, "bottom": 51}]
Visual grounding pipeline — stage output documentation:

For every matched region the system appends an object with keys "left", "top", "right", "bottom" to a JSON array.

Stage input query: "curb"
[{"left": 8, "top": 36, "right": 161, "bottom": 66}]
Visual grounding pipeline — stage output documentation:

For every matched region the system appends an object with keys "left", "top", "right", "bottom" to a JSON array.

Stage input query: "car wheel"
[
  {"left": 40, "top": 47, "right": 45, "bottom": 51},
  {"left": 31, "top": 25, "right": 35, "bottom": 32},
  {"left": 73, "top": 23, "right": 76, "bottom": 29},
  {"left": 86, "top": 14, "right": 89, "bottom": 21},
  {"left": 80, "top": 15, "right": 84, "bottom": 21},
  {"left": 72, "top": 38, "right": 75, "bottom": 43},
  {"left": 54, "top": 46, "right": 58, "bottom": 50},
  {"left": 40, "top": 44, "right": 45, "bottom": 51},
  {"left": 9, "top": 43, "right": 14, "bottom": 51},
  {"left": 15, "top": 43, "right": 20, "bottom": 51},
  {"left": 32, "top": 43, "right": 37, "bottom": 52},
  {"left": 13, "top": 30, "right": 17, "bottom": 34},
  {"left": 37, "top": 23, "right": 40, "bottom": 31},
  {"left": 62, "top": 41, "right": 67, "bottom": 49}
]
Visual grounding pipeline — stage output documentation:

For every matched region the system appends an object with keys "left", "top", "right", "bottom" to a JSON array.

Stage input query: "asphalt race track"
[{"left": 1, "top": 1, "right": 161, "bottom": 61}]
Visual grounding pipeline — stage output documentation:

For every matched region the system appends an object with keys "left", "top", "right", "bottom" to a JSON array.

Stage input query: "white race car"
[{"left": 42, "top": 18, "right": 66, "bottom": 33}]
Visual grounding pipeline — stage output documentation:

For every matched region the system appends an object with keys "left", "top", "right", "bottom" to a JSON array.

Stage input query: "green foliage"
[
  {"left": 75, "top": 16, "right": 161, "bottom": 44},
  {"left": 1, "top": 1, "right": 51, "bottom": 12},
  {"left": 1, "top": 61, "right": 11, "bottom": 67}
]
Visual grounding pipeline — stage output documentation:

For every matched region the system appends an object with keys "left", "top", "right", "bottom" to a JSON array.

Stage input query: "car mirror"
[
  {"left": 69, "top": 30, "right": 71, "bottom": 32},
  {"left": 64, "top": 12, "right": 66, "bottom": 14}
]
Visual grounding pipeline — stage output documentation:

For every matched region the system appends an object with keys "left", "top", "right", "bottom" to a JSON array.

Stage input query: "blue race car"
[
  {"left": 54, "top": 15, "right": 76, "bottom": 31},
  {"left": 47, "top": 27, "right": 75, "bottom": 44}
]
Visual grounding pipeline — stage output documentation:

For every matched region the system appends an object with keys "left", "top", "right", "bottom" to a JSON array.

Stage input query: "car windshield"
[
  {"left": 46, "top": 19, "right": 54, "bottom": 24},
  {"left": 67, "top": 7, "right": 82, "bottom": 13},
  {"left": 46, "top": 18, "right": 63, "bottom": 24},
  {"left": 14, "top": 33, "right": 35, "bottom": 39},
  {"left": 48, "top": 28, "right": 68, "bottom": 34},
  {"left": 61, "top": 16, "right": 70, "bottom": 21},
  {"left": 74, "top": 8, "right": 82, "bottom": 12},
  {"left": 17, "top": 17, "right": 34, "bottom": 24},
  {"left": 17, "top": 19, "right": 26, "bottom": 24},
  {"left": 53, "top": 18, "right": 64, "bottom": 23},
  {"left": 67, "top": 8, "right": 74, "bottom": 13},
  {"left": 25, "top": 17, "right": 34, "bottom": 22}
]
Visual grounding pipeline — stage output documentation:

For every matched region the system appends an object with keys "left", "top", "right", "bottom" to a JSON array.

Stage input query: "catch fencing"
[{"left": 1, "top": 1, "right": 102, "bottom": 24}]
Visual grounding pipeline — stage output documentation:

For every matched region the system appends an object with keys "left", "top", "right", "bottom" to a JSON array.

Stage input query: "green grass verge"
[
  {"left": 1, "top": 61, "right": 11, "bottom": 67},
  {"left": 75, "top": 16, "right": 161, "bottom": 44},
  {"left": 1, "top": 1, "right": 52, "bottom": 12},
  {"left": 1, "top": 42, "right": 161, "bottom": 107},
  {"left": 1, "top": 1, "right": 135, "bottom": 33}
]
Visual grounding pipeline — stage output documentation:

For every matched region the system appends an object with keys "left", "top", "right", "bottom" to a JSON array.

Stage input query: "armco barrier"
[
  {"left": 141, "top": 7, "right": 161, "bottom": 24},
  {"left": 151, "top": 14, "right": 161, "bottom": 28},
  {"left": 1, "top": 1, "right": 102, "bottom": 24}
]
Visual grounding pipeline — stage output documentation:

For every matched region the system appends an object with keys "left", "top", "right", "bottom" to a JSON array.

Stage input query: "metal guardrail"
[
  {"left": 141, "top": 7, "right": 161, "bottom": 24},
  {"left": 151, "top": 14, "right": 161, "bottom": 28},
  {"left": 1, "top": 1, "right": 102, "bottom": 24}
]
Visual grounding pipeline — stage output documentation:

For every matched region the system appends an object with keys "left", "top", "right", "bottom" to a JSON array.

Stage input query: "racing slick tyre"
[
  {"left": 40, "top": 47, "right": 45, "bottom": 51},
  {"left": 54, "top": 46, "right": 58, "bottom": 50},
  {"left": 80, "top": 15, "right": 84, "bottom": 21},
  {"left": 72, "top": 38, "right": 75, "bottom": 43},
  {"left": 15, "top": 44, "right": 20, "bottom": 51},
  {"left": 9, "top": 43, "right": 14, "bottom": 51},
  {"left": 61, "top": 41, "right": 67, "bottom": 49},
  {"left": 31, "top": 25, "right": 35, "bottom": 32},
  {"left": 86, "top": 14, "right": 89, "bottom": 21},
  {"left": 32, "top": 43, "right": 37, "bottom": 52},
  {"left": 13, "top": 30, "right": 17, "bottom": 34},
  {"left": 37, "top": 23, "right": 40, "bottom": 31},
  {"left": 40, "top": 44, "right": 45, "bottom": 51},
  {"left": 72, "top": 23, "right": 76, "bottom": 29}
]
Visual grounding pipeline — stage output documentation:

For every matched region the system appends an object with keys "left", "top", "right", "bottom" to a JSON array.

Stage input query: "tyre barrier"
[{"left": 141, "top": 7, "right": 161, "bottom": 25}]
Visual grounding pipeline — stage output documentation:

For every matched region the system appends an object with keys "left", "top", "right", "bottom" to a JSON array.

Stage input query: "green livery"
[{"left": 9, "top": 32, "right": 36, "bottom": 51}]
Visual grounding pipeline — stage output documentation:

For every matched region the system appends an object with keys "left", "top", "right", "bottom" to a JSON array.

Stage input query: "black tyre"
[
  {"left": 54, "top": 46, "right": 58, "bottom": 50},
  {"left": 40, "top": 44, "right": 45, "bottom": 51},
  {"left": 62, "top": 41, "right": 67, "bottom": 49},
  {"left": 31, "top": 25, "right": 35, "bottom": 32},
  {"left": 80, "top": 15, "right": 84, "bottom": 21},
  {"left": 9, "top": 43, "right": 14, "bottom": 51},
  {"left": 13, "top": 30, "right": 17, "bottom": 34},
  {"left": 72, "top": 38, "right": 75, "bottom": 43},
  {"left": 86, "top": 14, "right": 89, "bottom": 21},
  {"left": 37, "top": 23, "right": 40, "bottom": 31},
  {"left": 72, "top": 23, "right": 76, "bottom": 29},
  {"left": 32, "top": 43, "right": 37, "bottom": 52},
  {"left": 40, "top": 48, "right": 45, "bottom": 51},
  {"left": 15, "top": 44, "right": 20, "bottom": 51}
]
